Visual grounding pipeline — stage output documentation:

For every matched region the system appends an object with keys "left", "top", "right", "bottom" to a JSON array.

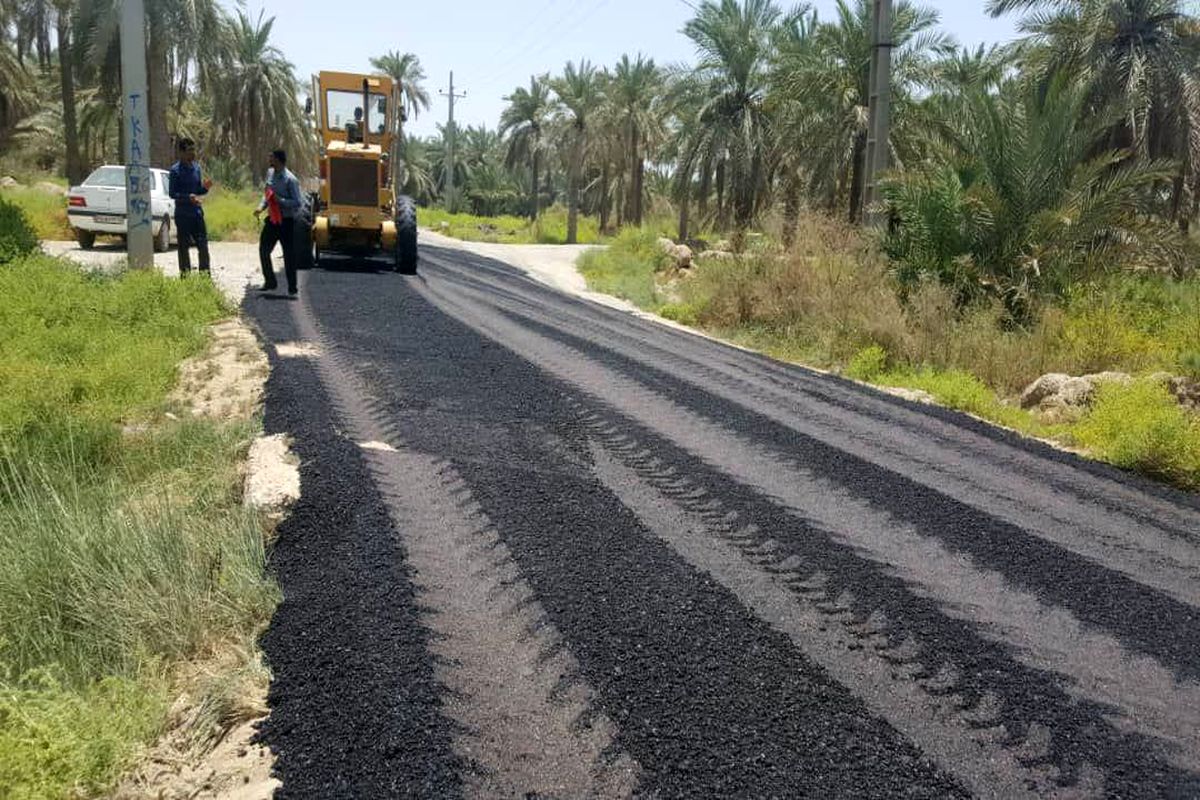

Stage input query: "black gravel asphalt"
[{"left": 246, "top": 244, "right": 1200, "bottom": 799}]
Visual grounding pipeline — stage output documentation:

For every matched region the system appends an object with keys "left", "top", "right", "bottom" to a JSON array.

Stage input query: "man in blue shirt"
[
  {"left": 167, "top": 138, "right": 212, "bottom": 275},
  {"left": 253, "top": 149, "right": 304, "bottom": 295}
]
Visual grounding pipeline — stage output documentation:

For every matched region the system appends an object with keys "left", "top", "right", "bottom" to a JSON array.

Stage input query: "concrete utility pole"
[
  {"left": 120, "top": 0, "right": 153, "bottom": 267},
  {"left": 439, "top": 72, "right": 466, "bottom": 207},
  {"left": 863, "top": 0, "right": 893, "bottom": 227}
]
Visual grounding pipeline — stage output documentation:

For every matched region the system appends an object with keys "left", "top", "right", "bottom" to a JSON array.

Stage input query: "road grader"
[{"left": 305, "top": 70, "right": 418, "bottom": 273}]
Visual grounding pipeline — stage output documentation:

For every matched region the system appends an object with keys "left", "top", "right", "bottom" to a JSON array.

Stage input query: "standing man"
[
  {"left": 168, "top": 138, "right": 213, "bottom": 275},
  {"left": 254, "top": 149, "right": 303, "bottom": 295}
]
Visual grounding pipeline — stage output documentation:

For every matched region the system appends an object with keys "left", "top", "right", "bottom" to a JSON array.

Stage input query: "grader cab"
[{"left": 307, "top": 70, "right": 418, "bottom": 273}]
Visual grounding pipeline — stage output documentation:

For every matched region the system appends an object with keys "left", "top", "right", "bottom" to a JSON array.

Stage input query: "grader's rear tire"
[{"left": 395, "top": 196, "right": 418, "bottom": 275}]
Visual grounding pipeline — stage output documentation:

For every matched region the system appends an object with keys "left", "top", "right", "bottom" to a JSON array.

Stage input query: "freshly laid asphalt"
[{"left": 246, "top": 244, "right": 1200, "bottom": 799}]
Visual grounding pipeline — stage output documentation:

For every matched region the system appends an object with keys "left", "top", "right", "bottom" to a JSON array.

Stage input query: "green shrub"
[
  {"left": 0, "top": 196, "right": 39, "bottom": 265},
  {"left": 576, "top": 228, "right": 672, "bottom": 309},
  {"left": 659, "top": 302, "right": 700, "bottom": 326},
  {"left": 0, "top": 670, "right": 166, "bottom": 799},
  {"left": 847, "top": 345, "right": 888, "bottom": 381},
  {"left": 1074, "top": 379, "right": 1200, "bottom": 489},
  {"left": 0, "top": 186, "right": 71, "bottom": 241}
]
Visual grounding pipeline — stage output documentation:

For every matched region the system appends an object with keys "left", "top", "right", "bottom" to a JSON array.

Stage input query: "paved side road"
[{"left": 244, "top": 244, "right": 1200, "bottom": 799}]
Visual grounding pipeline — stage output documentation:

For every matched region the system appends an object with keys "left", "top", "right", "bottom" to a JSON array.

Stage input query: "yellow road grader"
[{"left": 306, "top": 70, "right": 418, "bottom": 273}]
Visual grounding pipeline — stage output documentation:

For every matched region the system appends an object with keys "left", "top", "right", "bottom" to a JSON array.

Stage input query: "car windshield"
[
  {"left": 326, "top": 90, "right": 388, "bottom": 134},
  {"left": 83, "top": 166, "right": 125, "bottom": 187}
]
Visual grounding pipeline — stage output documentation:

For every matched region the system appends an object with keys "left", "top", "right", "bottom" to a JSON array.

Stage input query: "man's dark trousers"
[
  {"left": 176, "top": 214, "right": 210, "bottom": 273},
  {"left": 259, "top": 218, "right": 296, "bottom": 292}
]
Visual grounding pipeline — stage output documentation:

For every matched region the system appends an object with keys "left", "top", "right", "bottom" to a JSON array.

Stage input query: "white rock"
[
  {"left": 0, "top": 176, "right": 18, "bottom": 188},
  {"left": 244, "top": 434, "right": 300, "bottom": 517},
  {"left": 1019, "top": 373, "right": 1071, "bottom": 409}
]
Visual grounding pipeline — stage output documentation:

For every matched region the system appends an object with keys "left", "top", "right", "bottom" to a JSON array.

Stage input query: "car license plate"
[{"left": 95, "top": 215, "right": 123, "bottom": 225}]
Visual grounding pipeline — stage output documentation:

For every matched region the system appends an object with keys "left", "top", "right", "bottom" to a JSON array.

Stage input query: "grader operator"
[{"left": 306, "top": 70, "right": 418, "bottom": 273}]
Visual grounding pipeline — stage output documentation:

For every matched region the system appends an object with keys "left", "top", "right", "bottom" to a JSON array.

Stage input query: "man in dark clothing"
[
  {"left": 254, "top": 149, "right": 304, "bottom": 295},
  {"left": 167, "top": 138, "right": 212, "bottom": 275}
]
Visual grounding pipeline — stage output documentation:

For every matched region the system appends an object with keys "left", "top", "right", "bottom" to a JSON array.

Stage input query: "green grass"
[
  {"left": 422, "top": 205, "right": 605, "bottom": 245},
  {"left": 0, "top": 187, "right": 71, "bottom": 240},
  {"left": 201, "top": 187, "right": 261, "bottom": 242},
  {"left": 0, "top": 671, "right": 167, "bottom": 800},
  {"left": 0, "top": 254, "right": 278, "bottom": 797},
  {"left": 1074, "top": 379, "right": 1200, "bottom": 489}
]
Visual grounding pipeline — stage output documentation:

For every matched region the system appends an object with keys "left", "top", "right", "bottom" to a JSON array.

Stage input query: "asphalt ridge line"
[
  {"left": 422, "top": 245, "right": 1200, "bottom": 517},
  {"left": 410, "top": 274, "right": 1200, "bottom": 787},
  {"left": 288, "top": 280, "right": 641, "bottom": 799},
  {"left": 427, "top": 261, "right": 1200, "bottom": 604}
]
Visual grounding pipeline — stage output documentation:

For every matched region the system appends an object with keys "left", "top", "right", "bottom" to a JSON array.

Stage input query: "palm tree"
[
  {"left": 771, "top": 0, "right": 951, "bottom": 221},
  {"left": 369, "top": 50, "right": 431, "bottom": 194},
  {"left": 883, "top": 74, "right": 1185, "bottom": 322},
  {"left": 397, "top": 134, "right": 437, "bottom": 205},
  {"left": 0, "top": 42, "right": 34, "bottom": 145},
  {"left": 988, "top": 0, "right": 1200, "bottom": 230},
  {"left": 609, "top": 54, "right": 663, "bottom": 226},
  {"left": 500, "top": 74, "right": 554, "bottom": 221},
  {"left": 210, "top": 10, "right": 313, "bottom": 179},
  {"left": 53, "top": 0, "right": 82, "bottom": 183},
  {"left": 369, "top": 50, "right": 431, "bottom": 127},
  {"left": 551, "top": 59, "right": 602, "bottom": 243},
  {"left": 74, "top": 0, "right": 224, "bottom": 167}
]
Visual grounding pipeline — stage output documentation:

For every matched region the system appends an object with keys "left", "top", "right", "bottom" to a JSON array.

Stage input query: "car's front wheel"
[
  {"left": 76, "top": 229, "right": 95, "bottom": 250},
  {"left": 153, "top": 217, "right": 170, "bottom": 252}
]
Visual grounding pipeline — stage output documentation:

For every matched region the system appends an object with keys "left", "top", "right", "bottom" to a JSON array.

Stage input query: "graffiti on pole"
[{"left": 126, "top": 92, "right": 151, "bottom": 231}]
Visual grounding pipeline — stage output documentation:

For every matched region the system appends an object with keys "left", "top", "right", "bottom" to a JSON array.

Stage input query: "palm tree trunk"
[
  {"left": 56, "top": 5, "right": 83, "bottom": 185},
  {"left": 176, "top": 59, "right": 189, "bottom": 115},
  {"left": 634, "top": 155, "right": 645, "bottom": 225},
  {"left": 530, "top": 145, "right": 540, "bottom": 222},
  {"left": 677, "top": 183, "right": 690, "bottom": 243},
  {"left": 848, "top": 130, "right": 867, "bottom": 224},
  {"left": 627, "top": 124, "right": 640, "bottom": 227},
  {"left": 697, "top": 163, "right": 711, "bottom": 226},
  {"left": 715, "top": 160, "right": 728, "bottom": 230},
  {"left": 567, "top": 130, "right": 582, "bottom": 244},
  {"left": 599, "top": 160, "right": 611, "bottom": 233},
  {"left": 147, "top": 25, "right": 172, "bottom": 168}
]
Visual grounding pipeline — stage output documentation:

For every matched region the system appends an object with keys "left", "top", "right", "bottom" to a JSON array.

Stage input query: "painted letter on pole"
[{"left": 121, "top": 0, "right": 153, "bottom": 268}]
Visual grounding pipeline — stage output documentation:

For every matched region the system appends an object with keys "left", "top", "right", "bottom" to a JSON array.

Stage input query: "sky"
[{"left": 250, "top": 0, "right": 1021, "bottom": 140}]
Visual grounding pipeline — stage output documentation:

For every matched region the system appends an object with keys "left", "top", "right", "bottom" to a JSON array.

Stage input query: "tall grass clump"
[{"left": 0, "top": 254, "right": 277, "bottom": 797}]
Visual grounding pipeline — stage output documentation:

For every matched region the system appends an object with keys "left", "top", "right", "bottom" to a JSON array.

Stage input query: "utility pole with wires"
[
  {"left": 439, "top": 71, "right": 466, "bottom": 209},
  {"left": 863, "top": 0, "right": 893, "bottom": 227}
]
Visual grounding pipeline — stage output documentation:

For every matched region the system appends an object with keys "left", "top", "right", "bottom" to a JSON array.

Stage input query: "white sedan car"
[{"left": 66, "top": 165, "right": 175, "bottom": 251}]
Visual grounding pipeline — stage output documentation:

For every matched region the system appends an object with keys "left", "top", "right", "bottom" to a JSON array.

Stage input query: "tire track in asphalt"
[
  {"left": 587, "top": 438, "right": 1051, "bottom": 799},
  {"left": 285, "top": 280, "right": 642, "bottom": 799},
  {"left": 425, "top": 251, "right": 1200, "bottom": 606},
  {"left": 408, "top": 262, "right": 1200, "bottom": 794},
  {"left": 303, "top": 267, "right": 968, "bottom": 799}
]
